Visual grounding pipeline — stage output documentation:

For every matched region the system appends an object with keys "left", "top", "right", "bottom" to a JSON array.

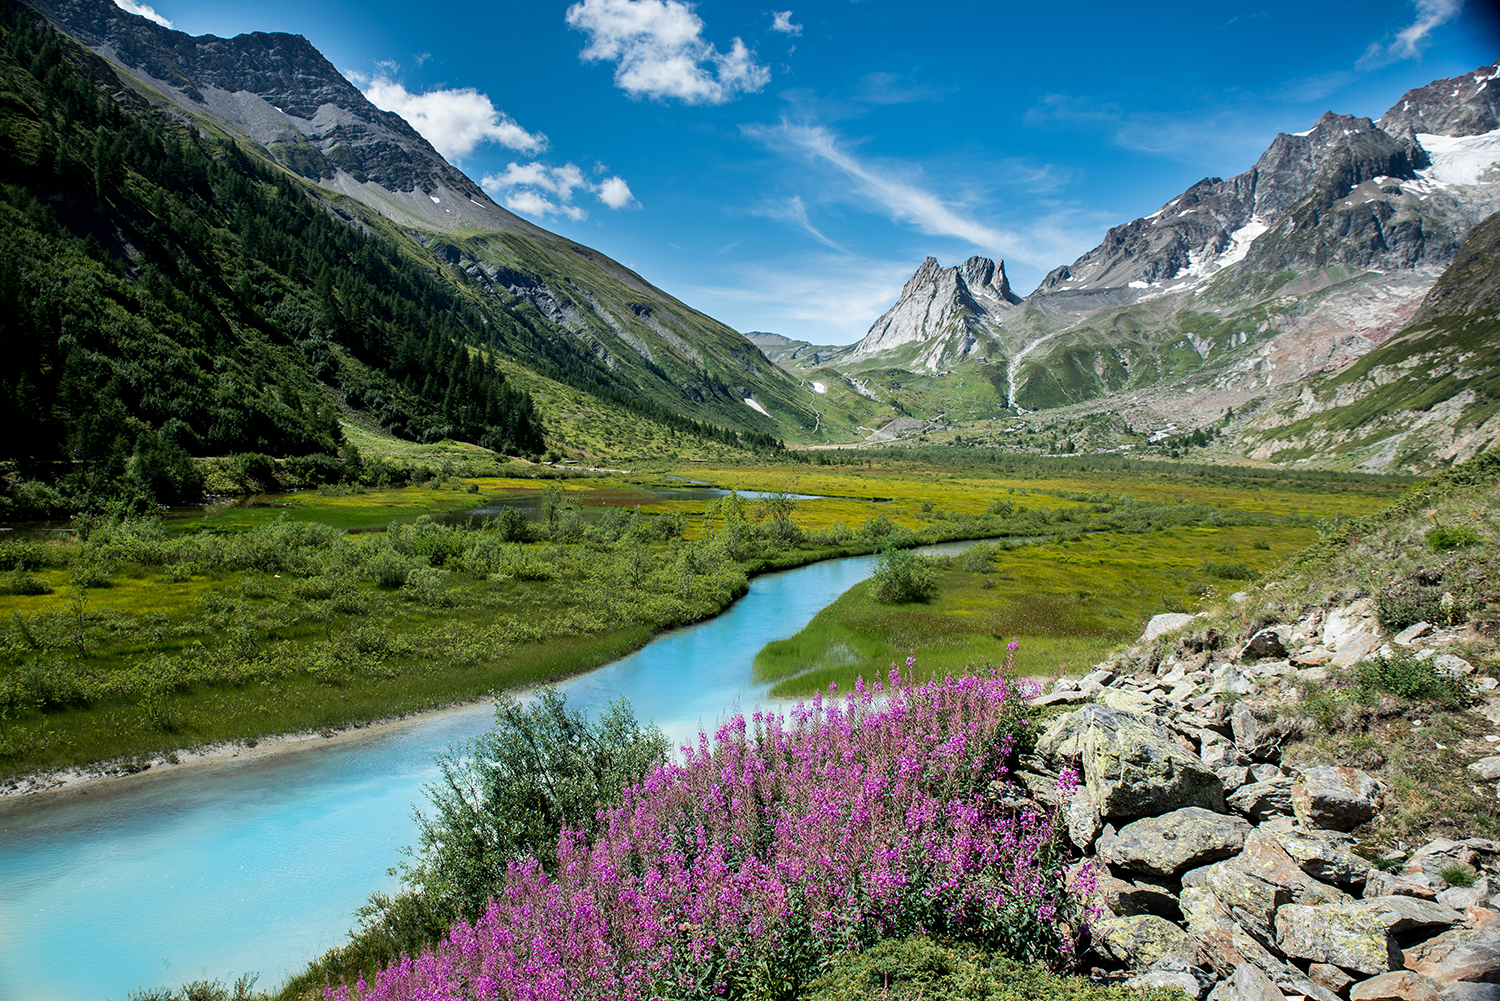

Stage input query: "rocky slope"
[
  {"left": 1014, "top": 451, "right": 1500, "bottom": 995},
  {"left": 835, "top": 61, "right": 1500, "bottom": 471},
  {"left": 22, "top": 0, "right": 833, "bottom": 444}
]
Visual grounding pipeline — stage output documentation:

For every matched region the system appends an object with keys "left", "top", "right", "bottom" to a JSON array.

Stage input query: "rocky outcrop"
[
  {"left": 1018, "top": 599, "right": 1500, "bottom": 997},
  {"left": 847, "top": 255, "right": 1019, "bottom": 370},
  {"left": 1378, "top": 63, "right": 1500, "bottom": 140}
]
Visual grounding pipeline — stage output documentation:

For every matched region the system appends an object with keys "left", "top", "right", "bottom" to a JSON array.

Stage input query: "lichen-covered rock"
[
  {"left": 1292, "top": 765, "right": 1383, "bottom": 831},
  {"left": 1401, "top": 910, "right": 1500, "bottom": 984},
  {"left": 1081, "top": 710, "right": 1225, "bottom": 818},
  {"left": 1125, "top": 957, "right": 1217, "bottom": 1001},
  {"left": 1224, "top": 962, "right": 1283, "bottom": 1001},
  {"left": 1097, "top": 807, "right": 1250, "bottom": 878},
  {"left": 1309, "top": 963, "right": 1357, "bottom": 995},
  {"left": 1356, "top": 895, "right": 1464, "bottom": 935},
  {"left": 1232, "top": 829, "right": 1352, "bottom": 905},
  {"left": 1200, "top": 861, "right": 1291, "bottom": 945},
  {"left": 1091, "top": 913, "right": 1196, "bottom": 967},
  {"left": 1275, "top": 828, "right": 1371, "bottom": 888},
  {"left": 1143, "top": 612, "right": 1198, "bottom": 642},
  {"left": 1240, "top": 628, "right": 1288, "bottom": 662},
  {"left": 1275, "top": 902, "right": 1402, "bottom": 975},
  {"left": 1228, "top": 777, "right": 1296, "bottom": 821},
  {"left": 1064, "top": 783, "right": 1102, "bottom": 851},
  {"left": 1348, "top": 970, "right": 1447, "bottom": 1001}
]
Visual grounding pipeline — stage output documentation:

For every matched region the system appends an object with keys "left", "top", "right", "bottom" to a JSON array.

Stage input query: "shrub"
[
  {"left": 1355, "top": 653, "right": 1469, "bottom": 706},
  {"left": 1198, "top": 560, "right": 1259, "bottom": 581},
  {"left": 336, "top": 670, "right": 1080, "bottom": 1001},
  {"left": 406, "top": 690, "right": 669, "bottom": 921},
  {"left": 0, "top": 563, "right": 51, "bottom": 596},
  {"left": 870, "top": 547, "right": 936, "bottom": 603},
  {"left": 1426, "top": 526, "right": 1480, "bottom": 552},
  {"left": 1440, "top": 861, "right": 1478, "bottom": 888},
  {"left": 401, "top": 566, "right": 449, "bottom": 605}
]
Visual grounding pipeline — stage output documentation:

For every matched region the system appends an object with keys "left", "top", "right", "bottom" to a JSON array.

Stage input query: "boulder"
[
  {"left": 1232, "top": 829, "right": 1352, "bottom": 905},
  {"left": 1349, "top": 970, "right": 1447, "bottom": 1001},
  {"left": 1064, "top": 784, "right": 1102, "bottom": 851},
  {"left": 1206, "top": 962, "right": 1282, "bottom": 1001},
  {"left": 1231, "top": 703, "right": 1281, "bottom": 761},
  {"left": 1309, "top": 963, "right": 1357, "bottom": 995},
  {"left": 1356, "top": 895, "right": 1464, "bottom": 935},
  {"left": 1080, "top": 708, "right": 1226, "bottom": 818},
  {"left": 1271, "top": 829, "right": 1371, "bottom": 888},
  {"left": 1324, "top": 599, "right": 1378, "bottom": 650},
  {"left": 1402, "top": 910, "right": 1500, "bottom": 984},
  {"left": 1393, "top": 622, "right": 1434, "bottom": 645},
  {"left": 1143, "top": 612, "right": 1198, "bottom": 643},
  {"left": 1293, "top": 766, "right": 1383, "bottom": 831},
  {"left": 1438, "top": 878, "right": 1491, "bottom": 911},
  {"left": 1429, "top": 652, "right": 1476, "bottom": 676},
  {"left": 1125, "top": 957, "right": 1217, "bottom": 1000},
  {"left": 1241, "top": 628, "right": 1289, "bottom": 662},
  {"left": 1199, "top": 731, "right": 1245, "bottom": 769},
  {"left": 1096, "top": 687, "right": 1161, "bottom": 716},
  {"left": 1333, "top": 632, "right": 1384, "bottom": 668},
  {"left": 1097, "top": 807, "right": 1251, "bottom": 879},
  {"left": 1090, "top": 913, "right": 1196, "bottom": 967},
  {"left": 1200, "top": 861, "right": 1292, "bottom": 945},
  {"left": 1228, "top": 778, "right": 1296, "bottom": 821},
  {"left": 1275, "top": 902, "right": 1402, "bottom": 975}
]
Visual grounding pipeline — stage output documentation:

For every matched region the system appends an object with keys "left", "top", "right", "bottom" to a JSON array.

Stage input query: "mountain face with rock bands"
[
  {"left": 836, "top": 60, "right": 1500, "bottom": 472},
  {"left": 21, "top": 0, "right": 833, "bottom": 444}
]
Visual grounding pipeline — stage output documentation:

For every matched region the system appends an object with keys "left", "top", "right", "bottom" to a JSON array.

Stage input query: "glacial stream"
[{"left": 0, "top": 546, "right": 976, "bottom": 1001}]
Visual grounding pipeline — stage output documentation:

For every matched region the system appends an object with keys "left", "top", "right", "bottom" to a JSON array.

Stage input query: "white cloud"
[
  {"left": 565, "top": 0, "right": 770, "bottom": 104},
  {"left": 358, "top": 76, "right": 547, "bottom": 161},
  {"left": 1358, "top": 0, "right": 1463, "bottom": 68},
  {"left": 747, "top": 121, "right": 1009, "bottom": 250},
  {"left": 481, "top": 162, "right": 636, "bottom": 220},
  {"left": 598, "top": 175, "right": 636, "bottom": 209},
  {"left": 753, "top": 195, "right": 846, "bottom": 252},
  {"left": 770, "top": 10, "right": 802, "bottom": 35},
  {"left": 113, "top": 0, "right": 171, "bottom": 28}
]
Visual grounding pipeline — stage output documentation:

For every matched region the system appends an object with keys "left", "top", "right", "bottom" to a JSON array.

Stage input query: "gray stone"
[
  {"left": 1250, "top": 763, "right": 1284, "bottom": 783},
  {"left": 1403, "top": 911, "right": 1500, "bottom": 986},
  {"left": 1364, "top": 867, "right": 1440, "bottom": 900},
  {"left": 1438, "top": 878, "right": 1491, "bottom": 910},
  {"left": 1031, "top": 689, "right": 1089, "bottom": 708},
  {"left": 1293, "top": 765, "right": 1383, "bottom": 831},
  {"left": 1349, "top": 970, "right": 1447, "bottom": 1001},
  {"left": 1091, "top": 913, "right": 1196, "bottom": 967},
  {"left": 1077, "top": 706, "right": 1226, "bottom": 819},
  {"left": 1096, "top": 687, "right": 1162, "bottom": 716},
  {"left": 1231, "top": 702, "right": 1281, "bottom": 761},
  {"left": 1199, "top": 731, "right": 1244, "bottom": 769},
  {"left": 1324, "top": 599, "right": 1377, "bottom": 650},
  {"left": 1393, "top": 621, "right": 1434, "bottom": 645},
  {"left": 1432, "top": 652, "right": 1476, "bottom": 676},
  {"left": 1064, "top": 784, "right": 1102, "bottom": 851},
  {"left": 1143, "top": 612, "right": 1198, "bottom": 643},
  {"left": 1233, "top": 829, "right": 1353, "bottom": 905},
  {"left": 1201, "top": 860, "right": 1292, "bottom": 944},
  {"left": 1185, "top": 885, "right": 1344, "bottom": 1001},
  {"left": 1275, "top": 902, "right": 1402, "bottom": 975},
  {"left": 1211, "top": 666, "right": 1255, "bottom": 696},
  {"left": 1217, "top": 765, "right": 1253, "bottom": 792},
  {"left": 1356, "top": 894, "right": 1464, "bottom": 934},
  {"left": 1097, "top": 807, "right": 1251, "bottom": 879},
  {"left": 1229, "top": 778, "right": 1295, "bottom": 821},
  {"left": 1309, "top": 963, "right": 1357, "bottom": 995},
  {"left": 1125, "top": 957, "right": 1217, "bottom": 1001},
  {"left": 1333, "top": 632, "right": 1384, "bottom": 667},
  {"left": 1228, "top": 962, "right": 1284, "bottom": 1001},
  {"left": 1084, "top": 668, "right": 1118, "bottom": 687},
  {"left": 1272, "top": 828, "right": 1368, "bottom": 888}
]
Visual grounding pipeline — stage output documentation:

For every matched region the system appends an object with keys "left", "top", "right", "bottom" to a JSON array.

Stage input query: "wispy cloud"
[
  {"left": 353, "top": 74, "right": 547, "bottom": 161},
  {"left": 752, "top": 195, "right": 847, "bottom": 252},
  {"left": 1024, "top": 94, "right": 1285, "bottom": 164},
  {"left": 770, "top": 10, "right": 802, "bottom": 35},
  {"left": 566, "top": 0, "right": 769, "bottom": 104},
  {"left": 681, "top": 254, "right": 919, "bottom": 343},
  {"left": 1219, "top": 9, "right": 1267, "bottom": 29},
  {"left": 481, "top": 162, "right": 636, "bottom": 221},
  {"left": 1358, "top": 0, "right": 1463, "bottom": 69},
  {"left": 113, "top": 0, "right": 170, "bottom": 28},
  {"left": 745, "top": 121, "right": 1008, "bottom": 249}
]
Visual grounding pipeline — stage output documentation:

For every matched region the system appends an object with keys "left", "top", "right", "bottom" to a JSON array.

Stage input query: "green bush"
[
  {"left": 406, "top": 690, "right": 668, "bottom": 920},
  {"left": 870, "top": 547, "right": 936, "bottom": 603},
  {"left": 1426, "top": 526, "right": 1481, "bottom": 552},
  {"left": 1356, "top": 653, "right": 1469, "bottom": 706},
  {"left": 1199, "top": 560, "right": 1259, "bottom": 581},
  {"left": 0, "top": 563, "right": 51, "bottom": 595}
]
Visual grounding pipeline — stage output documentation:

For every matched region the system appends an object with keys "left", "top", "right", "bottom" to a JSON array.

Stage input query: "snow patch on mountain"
[
  {"left": 744, "top": 398, "right": 772, "bottom": 418},
  {"left": 1417, "top": 129, "right": 1500, "bottom": 186}
]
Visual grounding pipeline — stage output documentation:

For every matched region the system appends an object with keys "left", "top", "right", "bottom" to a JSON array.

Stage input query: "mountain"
[
  {"left": 0, "top": 0, "right": 846, "bottom": 504},
  {"left": 831, "top": 60, "right": 1500, "bottom": 471}
]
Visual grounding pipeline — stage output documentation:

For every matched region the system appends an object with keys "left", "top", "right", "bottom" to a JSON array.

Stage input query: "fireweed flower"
[{"left": 331, "top": 662, "right": 1083, "bottom": 1001}]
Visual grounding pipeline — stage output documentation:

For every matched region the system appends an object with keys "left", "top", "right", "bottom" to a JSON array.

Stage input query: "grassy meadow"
[{"left": 0, "top": 456, "right": 1404, "bottom": 783}]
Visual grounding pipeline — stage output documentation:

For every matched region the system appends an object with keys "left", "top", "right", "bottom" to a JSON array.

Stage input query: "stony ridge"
[{"left": 847, "top": 254, "right": 1019, "bottom": 370}]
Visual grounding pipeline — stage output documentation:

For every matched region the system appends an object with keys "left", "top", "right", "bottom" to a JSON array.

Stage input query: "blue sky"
[{"left": 123, "top": 0, "right": 1498, "bottom": 343}]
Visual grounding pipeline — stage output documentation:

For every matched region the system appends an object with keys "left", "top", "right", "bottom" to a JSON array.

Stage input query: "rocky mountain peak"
[
  {"left": 846, "top": 255, "right": 1017, "bottom": 367},
  {"left": 1379, "top": 60, "right": 1500, "bottom": 139},
  {"left": 25, "top": 0, "right": 538, "bottom": 234}
]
